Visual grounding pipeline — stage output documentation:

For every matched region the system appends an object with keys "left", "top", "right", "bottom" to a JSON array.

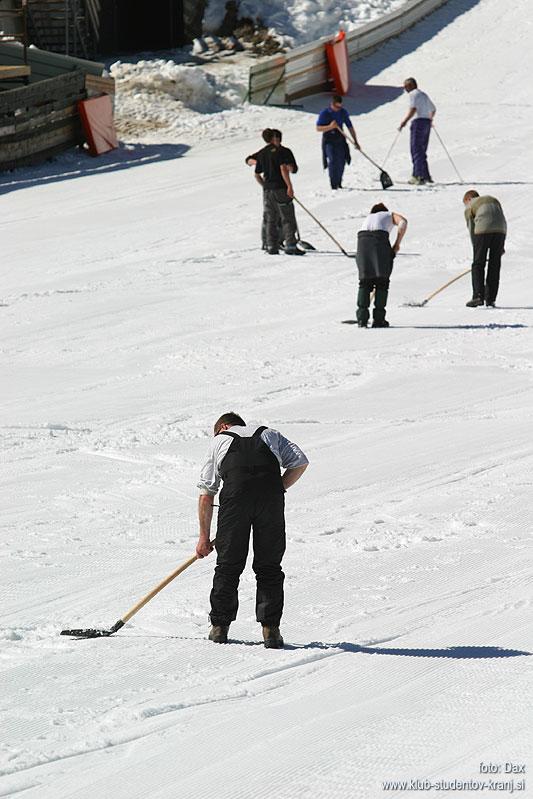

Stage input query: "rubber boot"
[
  {"left": 356, "top": 285, "right": 371, "bottom": 327},
  {"left": 372, "top": 287, "right": 389, "bottom": 327}
]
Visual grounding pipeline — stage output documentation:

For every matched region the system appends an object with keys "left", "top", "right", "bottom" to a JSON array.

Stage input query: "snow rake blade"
[
  {"left": 60, "top": 546, "right": 209, "bottom": 639},
  {"left": 337, "top": 128, "right": 393, "bottom": 189},
  {"left": 403, "top": 268, "right": 471, "bottom": 308},
  {"left": 60, "top": 620, "right": 125, "bottom": 639},
  {"left": 378, "top": 169, "right": 393, "bottom": 190},
  {"left": 295, "top": 222, "right": 316, "bottom": 250}
]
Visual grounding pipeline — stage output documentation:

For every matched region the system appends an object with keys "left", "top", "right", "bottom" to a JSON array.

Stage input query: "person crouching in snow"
[{"left": 355, "top": 203, "right": 408, "bottom": 328}]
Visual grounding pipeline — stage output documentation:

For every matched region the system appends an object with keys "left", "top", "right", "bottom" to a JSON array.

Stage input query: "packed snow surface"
[{"left": 2, "top": 0, "right": 533, "bottom": 797}]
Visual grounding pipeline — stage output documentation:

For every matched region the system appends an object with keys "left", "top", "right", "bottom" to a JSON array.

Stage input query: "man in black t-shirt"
[
  {"left": 252, "top": 129, "right": 305, "bottom": 256},
  {"left": 246, "top": 129, "right": 285, "bottom": 251}
]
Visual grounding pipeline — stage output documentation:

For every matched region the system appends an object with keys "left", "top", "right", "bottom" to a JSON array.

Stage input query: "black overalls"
[{"left": 210, "top": 427, "right": 286, "bottom": 627}]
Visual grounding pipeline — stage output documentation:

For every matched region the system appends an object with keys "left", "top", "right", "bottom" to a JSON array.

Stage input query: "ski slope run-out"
[{"left": 1, "top": 0, "right": 532, "bottom": 796}]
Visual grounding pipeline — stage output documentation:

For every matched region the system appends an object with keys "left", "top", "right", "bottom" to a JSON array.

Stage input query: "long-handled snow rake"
[
  {"left": 337, "top": 128, "right": 393, "bottom": 189},
  {"left": 403, "top": 268, "right": 471, "bottom": 307},
  {"left": 60, "top": 544, "right": 212, "bottom": 638},
  {"left": 433, "top": 127, "right": 464, "bottom": 184},
  {"left": 382, "top": 130, "right": 402, "bottom": 168},
  {"left": 293, "top": 196, "right": 352, "bottom": 257}
]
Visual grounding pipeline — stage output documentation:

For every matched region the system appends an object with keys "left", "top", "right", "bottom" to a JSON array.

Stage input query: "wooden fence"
[
  {"left": 248, "top": 0, "right": 449, "bottom": 105},
  {"left": 0, "top": 69, "right": 86, "bottom": 169}
]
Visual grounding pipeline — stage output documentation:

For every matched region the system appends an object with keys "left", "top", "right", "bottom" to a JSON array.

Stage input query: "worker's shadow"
[
  {"left": 397, "top": 324, "right": 528, "bottom": 330},
  {"left": 286, "top": 642, "right": 531, "bottom": 659},
  {"left": 0, "top": 142, "right": 191, "bottom": 196},
  {"left": 120, "top": 636, "right": 530, "bottom": 659}
]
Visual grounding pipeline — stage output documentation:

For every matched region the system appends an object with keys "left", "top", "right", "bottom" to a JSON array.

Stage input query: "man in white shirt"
[
  {"left": 355, "top": 203, "right": 408, "bottom": 327},
  {"left": 399, "top": 77, "right": 436, "bottom": 185},
  {"left": 196, "top": 412, "right": 308, "bottom": 648}
]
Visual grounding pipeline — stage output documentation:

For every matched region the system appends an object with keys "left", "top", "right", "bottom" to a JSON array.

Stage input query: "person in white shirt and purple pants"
[{"left": 399, "top": 77, "right": 436, "bottom": 185}]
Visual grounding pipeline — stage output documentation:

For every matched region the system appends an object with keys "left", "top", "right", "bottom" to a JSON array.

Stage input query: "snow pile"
[
  {"left": 109, "top": 0, "right": 407, "bottom": 141},
  {"left": 110, "top": 59, "right": 245, "bottom": 136},
  {"left": 204, "top": 0, "right": 406, "bottom": 47}
]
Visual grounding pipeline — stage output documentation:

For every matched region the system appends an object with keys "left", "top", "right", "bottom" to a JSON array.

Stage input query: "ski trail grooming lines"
[
  {"left": 404, "top": 268, "right": 471, "bottom": 307},
  {"left": 60, "top": 544, "right": 213, "bottom": 638},
  {"left": 337, "top": 127, "right": 394, "bottom": 189},
  {"left": 433, "top": 127, "right": 464, "bottom": 183},
  {"left": 293, "top": 196, "right": 351, "bottom": 257}
]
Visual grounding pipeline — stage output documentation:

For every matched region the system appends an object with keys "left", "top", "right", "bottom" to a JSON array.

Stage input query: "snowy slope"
[{"left": 1, "top": 0, "right": 533, "bottom": 797}]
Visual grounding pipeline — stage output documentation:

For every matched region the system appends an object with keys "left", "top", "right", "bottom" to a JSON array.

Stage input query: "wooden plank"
[
  {"left": 0, "top": 92, "right": 81, "bottom": 124},
  {"left": 0, "top": 71, "right": 85, "bottom": 113},
  {"left": 0, "top": 119, "right": 82, "bottom": 166},
  {"left": 85, "top": 73, "right": 115, "bottom": 96},
  {"left": 249, "top": 0, "right": 450, "bottom": 104},
  {"left": 0, "top": 111, "right": 80, "bottom": 145},
  {"left": 0, "top": 82, "right": 85, "bottom": 121},
  {"left": 0, "top": 65, "right": 31, "bottom": 79},
  {"left": 0, "top": 101, "right": 77, "bottom": 136}
]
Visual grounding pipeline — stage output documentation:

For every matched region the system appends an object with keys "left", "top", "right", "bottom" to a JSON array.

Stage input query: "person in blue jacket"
[{"left": 316, "top": 95, "right": 360, "bottom": 189}]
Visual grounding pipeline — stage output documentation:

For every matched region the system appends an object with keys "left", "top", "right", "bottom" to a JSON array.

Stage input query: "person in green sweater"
[{"left": 463, "top": 190, "right": 507, "bottom": 307}]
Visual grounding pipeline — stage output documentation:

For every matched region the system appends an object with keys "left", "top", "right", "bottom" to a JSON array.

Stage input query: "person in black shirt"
[
  {"left": 253, "top": 129, "right": 305, "bottom": 255},
  {"left": 246, "top": 128, "right": 286, "bottom": 251}
]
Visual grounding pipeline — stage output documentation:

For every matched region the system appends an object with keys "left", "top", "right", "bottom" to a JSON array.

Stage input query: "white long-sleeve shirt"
[{"left": 197, "top": 424, "right": 309, "bottom": 496}]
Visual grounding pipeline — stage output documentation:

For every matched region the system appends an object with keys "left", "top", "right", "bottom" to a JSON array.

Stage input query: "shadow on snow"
[
  {"left": 0, "top": 142, "right": 191, "bottom": 196},
  {"left": 290, "top": 642, "right": 532, "bottom": 659}
]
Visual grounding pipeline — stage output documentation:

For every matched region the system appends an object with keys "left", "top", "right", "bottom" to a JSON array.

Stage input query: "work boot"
[
  {"left": 208, "top": 624, "right": 229, "bottom": 644},
  {"left": 262, "top": 625, "right": 284, "bottom": 649},
  {"left": 466, "top": 297, "right": 484, "bottom": 307},
  {"left": 372, "top": 319, "right": 390, "bottom": 328}
]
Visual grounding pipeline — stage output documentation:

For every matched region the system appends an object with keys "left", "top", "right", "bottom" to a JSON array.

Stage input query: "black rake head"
[
  {"left": 379, "top": 171, "right": 393, "bottom": 190},
  {"left": 402, "top": 299, "right": 428, "bottom": 307},
  {"left": 60, "top": 620, "right": 124, "bottom": 638},
  {"left": 60, "top": 628, "right": 113, "bottom": 638}
]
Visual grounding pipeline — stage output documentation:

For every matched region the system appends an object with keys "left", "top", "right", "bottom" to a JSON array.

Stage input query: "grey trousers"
[{"left": 263, "top": 188, "right": 297, "bottom": 248}]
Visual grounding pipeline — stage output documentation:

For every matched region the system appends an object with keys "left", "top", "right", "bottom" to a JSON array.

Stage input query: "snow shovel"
[
  {"left": 60, "top": 543, "right": 213, "bottom": 638},
  {"left": 359, "top": 150, "right": 394, "bottom": 189},
  {"left": 404, "top": 268, "right": 471, "bottom": 307},
  {"left": 337, "top": 128, "right": 393, "bottom": 189},
  {"left": 296, "top": 222, "right": 316, "bottom": 250},
  {"left": 293, "top": 196, "right": 351, "bottom": 257}
]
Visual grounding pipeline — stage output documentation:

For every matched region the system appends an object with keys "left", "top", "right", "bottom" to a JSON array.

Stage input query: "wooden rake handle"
[
  {"left": 293, "top": 196, "right": 350, "bottom": 257},
  {"left": 121, "top": 541, "right": 214, "bottom": 625},
  {"left": 422, "top": 268, "right": 471, "bottom": 305}
]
